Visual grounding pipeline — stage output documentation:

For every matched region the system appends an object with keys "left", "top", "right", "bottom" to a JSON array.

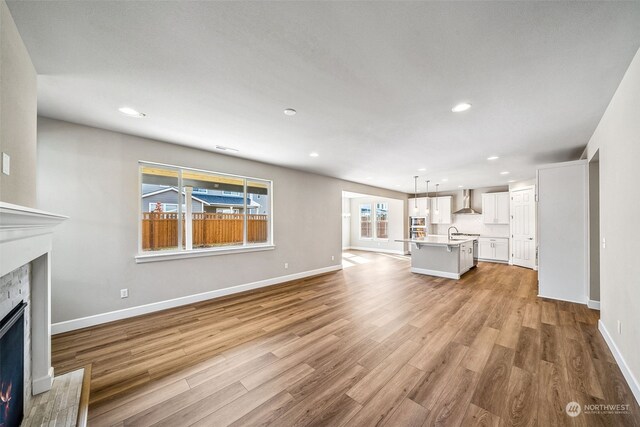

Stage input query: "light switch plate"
[{"left": 2, "top": 153, "right": 9, "bottom": 175}]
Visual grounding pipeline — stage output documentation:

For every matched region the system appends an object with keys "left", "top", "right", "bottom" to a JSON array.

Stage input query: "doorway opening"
[
  {"left": 588, "top": 150, "right": 600, "bottom": 309},
  {"left": 341, "top": 191, "right": 405, "bottom": 268}
]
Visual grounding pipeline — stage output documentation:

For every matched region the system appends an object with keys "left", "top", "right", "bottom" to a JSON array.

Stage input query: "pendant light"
[
  {"left": 425, "top": 180, "right": 430, "bottom": 215},
  {"left": 413, "top": 176, "right": 419, "bottom": 216},
  {"left": 435, "top": 183, "right": 440, "bottom": 215}
]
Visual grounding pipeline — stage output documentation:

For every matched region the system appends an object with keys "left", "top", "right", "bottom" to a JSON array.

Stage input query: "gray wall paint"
[
  {"left": 37, "top": 118, "right": 407, "bottom": 323},
  {"left": 0, "top": 1, "right": 37, "bottom": 207},
  {"left": 586, "top": 46, "right": 640, "bottom": 391},
  {"left": 588, "top": 158, "right": 600, "bottom": 302},
  {"left": 349, "top": 196, "right": 405, "bottom": 253}
]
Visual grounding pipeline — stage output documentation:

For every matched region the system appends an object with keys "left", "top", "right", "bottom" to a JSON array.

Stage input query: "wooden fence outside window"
[{"left": 142, "top": 212, "right": 268, "bottom": 250}]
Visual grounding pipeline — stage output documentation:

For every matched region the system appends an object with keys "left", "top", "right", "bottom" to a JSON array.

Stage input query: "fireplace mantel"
[{"left": 0, "top": 201, "right": 67, "bottom": 394}]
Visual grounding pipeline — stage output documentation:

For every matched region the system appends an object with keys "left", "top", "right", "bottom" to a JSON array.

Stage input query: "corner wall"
[
  {"left": 0, "top": 1, "right": 37, "bottom": 207},
  {"left": 586, "top": 46, "right": 640, "bottom": 403},
  {"left": 37, "top": 118, "right": 407, "bottom": 327}
]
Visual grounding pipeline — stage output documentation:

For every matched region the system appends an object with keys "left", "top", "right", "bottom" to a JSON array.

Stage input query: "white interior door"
[{"left": 511, "top": 187, "right": 536, "bottom": 269}]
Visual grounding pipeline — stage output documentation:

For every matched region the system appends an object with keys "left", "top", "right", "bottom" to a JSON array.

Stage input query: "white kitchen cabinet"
[
  {"left": 482, "top": 192, "right": 510, "bottom": 224},
  {"left": 408, "top": 197, "right": 428, "bottom": 216},
  {"left": 478, "top": 237, "right": 509, "bottom": 262},
  {"left": 429, "top": 196, "right": 452, "bottom": 224},
  {"left": 459, "top": 241, "right": 475, "bottom": 272}
]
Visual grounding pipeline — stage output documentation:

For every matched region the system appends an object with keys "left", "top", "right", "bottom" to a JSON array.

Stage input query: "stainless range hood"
[{"left": 453, "top": 189, "right": 481, "bottom": 215}]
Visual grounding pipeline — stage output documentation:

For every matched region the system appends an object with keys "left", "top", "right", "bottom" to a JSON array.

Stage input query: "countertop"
[{"left": 395, "top": 235, "right": 478, "bottom": 247}]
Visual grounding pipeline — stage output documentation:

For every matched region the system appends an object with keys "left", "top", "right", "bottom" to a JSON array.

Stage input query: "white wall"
[
  {"left": 37, "top": 118, "right": 407, "bottom": 326},
  {"left": 0, "top": 1, "right": 37, "bottom": 207},
  {"left": 341, "top": 197, "right": 350, "bottom": 249},
  {"left": 537, "top": 161, "right": 587, "bottom": 304},
  {"left": 585, "top": 46, "right": 640, "bottom": 402},
  {"left": 348, "top": 196, "right": 405, "bottom": 254}
]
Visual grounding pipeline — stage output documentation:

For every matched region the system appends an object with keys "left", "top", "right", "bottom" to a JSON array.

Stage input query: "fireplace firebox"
[{"left": 0, "top": 302, "right": 26, "bottom": 427}]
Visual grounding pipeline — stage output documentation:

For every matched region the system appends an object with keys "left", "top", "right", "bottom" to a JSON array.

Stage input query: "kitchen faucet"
[{"left": 448, "top": 226, "right": 459, "bottom": 240}]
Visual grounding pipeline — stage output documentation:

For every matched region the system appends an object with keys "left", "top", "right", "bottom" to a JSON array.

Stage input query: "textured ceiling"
[{"left": 8, "top": 1, "right": 640, "bottom": 192}]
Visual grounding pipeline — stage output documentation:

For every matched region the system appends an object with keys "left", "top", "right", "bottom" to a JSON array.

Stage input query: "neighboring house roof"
[
  {"left": 193, "top": 193, "right": 259, "bottom": 207},
  {"left": 142, "top": 187, "right": 259, "bottom": 207}
]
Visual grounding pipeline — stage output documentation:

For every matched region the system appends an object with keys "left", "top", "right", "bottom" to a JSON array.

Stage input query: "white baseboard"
[
  {"left": 536, "top": 293, "right": 587, "bottom": 305},
  {"left": 598, "top": 320, "right": 640, "bottom": 405},
  {"left": 52, "top": 264, "right": 342, "bottom": 334},
  {"left": 587, "top": 299, "right": 601, "bottom": 310},
  {"left": 479, "top": 258, "right": 509, "bottom": 264},
  {"left": 410, "top": 267, "right": 460, "bottom": 280},
  {"left": 347, "top": 246, "right": 405, "bottom": 255},
  {"left": 32, "top": 367, "right": 54, "bottom": 395}
]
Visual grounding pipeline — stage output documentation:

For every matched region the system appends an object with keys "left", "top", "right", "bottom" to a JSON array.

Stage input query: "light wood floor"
[{"left": 52, "top": 251, "right": 640, "bottom": 426}]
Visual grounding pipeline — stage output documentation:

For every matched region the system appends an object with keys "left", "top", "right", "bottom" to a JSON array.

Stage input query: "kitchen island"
[{"left": 396, "top": 236, "right": 478, "bottom": 279}]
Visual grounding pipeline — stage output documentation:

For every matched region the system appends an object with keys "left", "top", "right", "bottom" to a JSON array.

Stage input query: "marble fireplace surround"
[{"left": 0, "top": 202, "right": 67, "bottom": 395}]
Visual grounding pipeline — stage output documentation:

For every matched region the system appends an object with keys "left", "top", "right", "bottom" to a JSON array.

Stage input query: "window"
[
  {"left": 375, "top": 203, "right": 389, "bottom": 239},
  {"left": 139, "top": 162, "right": 272, "bottom": 260},
  {"left": 360, "top": 204, "right": 372, "bottom": 239}
]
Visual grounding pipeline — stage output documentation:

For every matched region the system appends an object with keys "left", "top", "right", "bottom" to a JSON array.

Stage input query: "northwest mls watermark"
[{"left": 566, "top": 401, "right": 632, "bottom": 417}]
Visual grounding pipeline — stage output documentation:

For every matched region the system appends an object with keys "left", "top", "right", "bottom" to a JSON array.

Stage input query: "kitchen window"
[
  {"left": 359, "top": 204, "right": 372, "bottom": 239},
  {"left": 137, "top": 161, "right": 273, "bottom": 262},
  {"left": 375, "top": 203, "right": 389, "bottom": 239}
]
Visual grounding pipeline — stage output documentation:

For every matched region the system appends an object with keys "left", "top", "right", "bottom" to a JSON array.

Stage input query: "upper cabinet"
[
  {"left": 429, "top": 196, "right": 452, "bottom": 224},
  {"left": 408, "top": 197, "right": 428, "bottom": 217},
  {"left": 482, "top": 192, "right": 510, "bottom": 224}
]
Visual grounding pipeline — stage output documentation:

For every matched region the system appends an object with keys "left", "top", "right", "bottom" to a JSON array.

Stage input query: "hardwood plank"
[
  {"left": 461, "top": 403, "right": 500, "bottom": 427},
  {"left": 426, "top": 366, "right": 480, "bottom": 427},
  {"left": 407, "top": 341, "right": 468, "bottom": 409},
  {"left": 381, "top": 398, "right": 429, "bottom": 427},
  {"left": 47, "top": 251, "right": 639, "bottom": 426},
  {"left": 189, "top": 363, "right": 315, "bottom": 427},
  {"left": 513, "top": 326, "right": 540, "bottom": 374},
  {"left": 347, "top": 364, "right": 422, "bottom": 426},
  {"left": 471, "top": 344, "right": 515, "bottom": 415},
  {"left": 347, "top": 339, "right": 420, "bottom": 404},
  {"left": 502, "top": 366, "right": 538, "bottom": 426},
  {"left": 462, "top": 326, "right": 499, "bottom": 373},
  {"left": 537, "top": 360, "right": 573, "bottom": 427}
]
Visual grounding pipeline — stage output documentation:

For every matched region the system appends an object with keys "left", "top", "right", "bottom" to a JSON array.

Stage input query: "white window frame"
[
  {"left": 374, "top": 202, "right": 389, "bottom": 241},
  {"left": 359, "top": 203, "right": 373, "bottom": 240},
  {"left": 137, "top": 161, "right": 274, "bottom": 263}
]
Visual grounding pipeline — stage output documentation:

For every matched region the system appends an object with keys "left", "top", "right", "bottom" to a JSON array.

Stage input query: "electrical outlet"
[
  {"left": 284, "top": 262, "right": 288, "bottom": 269},
  {"left": 331, "top": 255, "right": 335, "bottom": 261},
  {"left": 602, "top": 237, "right": 606, "bottom": 249},
  {"left": 120, "top": 289, "right": 129, "bottom": 298},
  {"left": 617, "top": 320, "right": 622, "bottom": 334}
]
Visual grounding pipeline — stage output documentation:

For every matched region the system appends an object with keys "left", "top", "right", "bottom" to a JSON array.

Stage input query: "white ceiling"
[{"left": 7, "top": 1, "right": 640, "bottom": 193}]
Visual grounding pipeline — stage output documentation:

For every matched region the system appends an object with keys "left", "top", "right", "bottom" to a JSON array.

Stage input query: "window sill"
[{"left": 135, "top": 244, "right": 275, "bottom": 263}]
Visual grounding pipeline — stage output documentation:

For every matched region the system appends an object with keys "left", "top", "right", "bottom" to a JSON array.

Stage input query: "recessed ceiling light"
[
  {"left": 418, "top": 167, "right": 426, "bottom": 172},
  {"left": 458, "top": 185, "right": 463, "bottom": 188},
  {"left": 309, "top": 152, "right": 319, "bottom": 157},
  {"left": 508, "top": 180, "right": 515, "bottom": 183},
  {"left": 366, "top": 177, "right": 373, "bottom": 180},
  {"left": 452, "top": 103, "right": 471, "bottom": 113},
  {"left": 442, "top": 178, "right": 448, "bottom": 182},
  {"left": 500, "top": 171, "right": 510, "bottom": 175},
  {"left": 215, "top": 145, "right": 239, "bottom": 153},
  {"left": 284, "top": 108, "right": 297, "bottom": 116},
  {"left": 118, "top": 107, "right": 146, "bottom": 117},
  {"left": 487, "top": 156, "right": 499, "bottom": 161}
]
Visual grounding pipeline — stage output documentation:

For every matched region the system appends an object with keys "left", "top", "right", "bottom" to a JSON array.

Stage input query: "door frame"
[{"left": 509, "top": 185, "right": 537, "bottom": 270}]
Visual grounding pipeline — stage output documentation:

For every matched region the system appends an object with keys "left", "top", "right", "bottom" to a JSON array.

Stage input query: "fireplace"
[
  {"left": 0, "top": 202, "right": 67, "bottom": 413},
  {"left": 0, "top": 301, "right": 26, "bottom": 427}
]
